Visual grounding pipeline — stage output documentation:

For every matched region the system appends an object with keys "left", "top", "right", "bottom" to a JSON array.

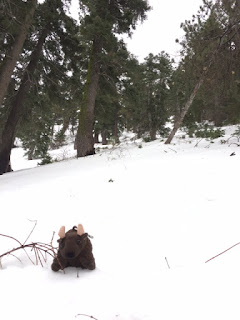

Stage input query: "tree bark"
[
  {"left": 150, "top": 127, "right": 157, "bottom": 141},
  {"left": 165, "top": 75, "right": 205, "bottom": 144},
  {"left": 0, "top": 0, "right": 37, "bottom": 108},
  {"left": 164, "top": 49, "right": 225, "bottom": 144},
  {"left": 76, "top": 38, "right": 102, "bottom": 157},
  {"left": 0, "top": 25, "right": 50, "bottom": 174},
  {"left": 101, "top": 129, "right": 108, "bottom": 145},
  {"left": 113, "top": 105, "right": 119, "bottom": 143},
  {"left": 94, "top": 131, "right": 100, "bottom": 144},
  {"left": 165, "top": 11, "right": 240, "bottom": 144}
]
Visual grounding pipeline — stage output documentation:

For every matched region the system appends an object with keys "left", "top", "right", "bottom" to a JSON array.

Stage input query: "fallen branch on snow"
[
  {"left": 0, "top": 233, "right": 57, "bottom": 267},
  {"left": 76, "top": 314, "right": 99, "bottom": 320},
  {"left": 0, "top": 221, "right": 60, "bottom": 269},
  {"left": 165, "top": 257, "right": 170, "bottom": 269},
  {"left": 205, "top": 241, "right": 240, "bottom": 263}
]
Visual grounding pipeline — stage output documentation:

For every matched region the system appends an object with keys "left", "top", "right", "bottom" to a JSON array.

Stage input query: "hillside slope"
[{"left": 1, "top": 128, "right": 240, "bottom": 320}]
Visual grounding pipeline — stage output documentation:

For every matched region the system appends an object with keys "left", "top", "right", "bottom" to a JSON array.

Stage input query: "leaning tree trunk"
[
  {"left": 0, "top": 0, "right": 37, "bottom": 108},
  {"left": 165, "top": 47, "right": 227, "bottom": 144},
  {"left": 165, "top": 75, "right": 206, "bottom": 144},
  {"left": 76, "top": 38, "right": 102, "bottom": 157},
  {"left": 165, "top": 18, "right": 240, "bottom": 145},
  {"left": 0, "top": 25, "right": 49, "bottom": 175}
]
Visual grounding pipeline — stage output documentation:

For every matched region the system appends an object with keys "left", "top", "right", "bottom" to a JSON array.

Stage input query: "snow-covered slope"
[{"left": 1, "top": 128, "right": 240, "bottom": 320}]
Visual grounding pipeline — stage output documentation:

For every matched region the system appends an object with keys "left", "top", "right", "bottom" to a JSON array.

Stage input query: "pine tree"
[
  {"left": 121, "top": 52, "right": 173, "bottom": 140},
  {"left": 165, "top": 0, "right": 240, "bottom": 144},
  {"left": 75, "top": 0, "right": 150, "bottom": 157},
  {"left": 0, "top": 0, "right": 81, "bottom": 173},
  {"left": 141, "top": 52, "right": 173, "bottom": 140},
  {"left": 0, "top": 0, "right": 37, "bottom": 109}
]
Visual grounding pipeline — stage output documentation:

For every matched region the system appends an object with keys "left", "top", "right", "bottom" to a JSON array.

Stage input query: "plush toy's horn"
[
  {"left": 77, "top": 224, "right": 84, "bottom": 236},
  {"left": 58, "top": 226, "right": 65, "bottom": 238}
]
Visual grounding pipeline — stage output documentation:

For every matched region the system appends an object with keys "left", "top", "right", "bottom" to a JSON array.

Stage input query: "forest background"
[{"left": 0, "top": 0, "right": 240, "bottom": 174}]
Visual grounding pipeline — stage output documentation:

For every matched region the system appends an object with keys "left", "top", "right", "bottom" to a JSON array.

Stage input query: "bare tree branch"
[
  {"left": 23, "top": 219, "right": 37, "bottom": 245},
  {"left": 76, "top": 314, "right": 99, "bottom": 320},
  {"left": 205, "top": 241, "right": 240, "bottom": 263}
]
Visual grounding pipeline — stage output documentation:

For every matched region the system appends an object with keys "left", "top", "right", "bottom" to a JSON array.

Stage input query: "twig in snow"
[
  {"left": 0, "top": 230, "right": 58, "bottom": 268},
  {"left": 0, "top": 233, "right": 35, "bottom": 265},
  {"left": 9, "top": 254, "right": 22, "bottom": 264},
  {"left": 168, "top": 148, "right": 177, "bottom": 153},
  {"left": 205, "top": 241, "right": 240, "bottom": 263},
  {"left": 165, "top": 257, "right": 170, "bottom": 269},
  {"left": 229, "top": 143, "right": 240, "bottom": 147},
  {"left": 50, "top": 231, "right": 64, "bottom": 272},
  {"left": 76, "top": 314, "right": 98, "bottom": 320},
  {"left": 194, "top": 138, "right": 203, "bottom": 147},
  {"left": 23, "top": 219, "right": 37, "bottom": 245}
]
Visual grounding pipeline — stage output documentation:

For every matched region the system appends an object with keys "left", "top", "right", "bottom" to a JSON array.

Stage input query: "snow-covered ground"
[{"left": 1, "top": 126, "right": 240, "bottom": 320}]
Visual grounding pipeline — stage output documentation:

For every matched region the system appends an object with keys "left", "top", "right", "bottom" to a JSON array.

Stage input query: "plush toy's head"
[{"left": 57, "top": 224, "right": 88, "bottom": 259}]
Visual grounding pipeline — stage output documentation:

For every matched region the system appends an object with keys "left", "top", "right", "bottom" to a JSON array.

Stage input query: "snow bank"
[{"left": 1, "top": 128, "right": 240, "bottom": 320}]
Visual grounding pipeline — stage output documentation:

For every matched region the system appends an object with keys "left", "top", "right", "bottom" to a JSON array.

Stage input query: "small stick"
[
  {"left": 168, "top": 148, "right": 177, "bottom": 153},
  {"left": 205, "top": 241, "right": 240, "bottom": 263},
  {"left": 76, "top": 314, "right": 98, "bottom": 320},
  {"left": 37, "top": 248, "right": 44, "bottom": 267},
  {"left": 50, "top": 231, "right": 64, "bottom": 271},
  {"left": 33, "top": 246, "right": 38, "bottom": 265},
  {"left": 0, "top": 233, "right": 23, "bottom": 246},
  {"left": 37, "top": 246, "right": 47, "bottom": 263},
  {"left": 165, "top": 257, "right": 170, "bottom": 269},
  {"left": 194, "top": 138, "right": 203, "bottom": 147},
  {"left": 9, "top": 253, "right": 22, "bottom": 264},
  {"left": 23, "top": 220, "right": 37, "bottom": 245}
]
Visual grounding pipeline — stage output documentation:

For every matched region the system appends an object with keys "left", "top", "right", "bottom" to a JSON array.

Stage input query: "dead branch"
[
  {"left": 0, "top": 233, "right": 35, "bottom": 265},
  {"left": 165, "top": 257, "right": 170, "bottom": 269},
  {"left": 76, "top": 314, "right": 99, "bottom": 320},
  {"left": 194, "top": 138, "right": 203, "bottom": 147},
  {"left": 205, "top": 241, "right": 240, "bottom": 263},
  {"left": 49, "top": 231, "right": 64, "bottom": 271},
  {"left": 0, "top": 233, "right": 23, "bottom": 246},
  {"left": 23, "top": 219, "right": 37, "bottom": 245},
  {"left": 168, "top": 148, "right": 177, "bottom": 153},
  {"left": 0, "top": 234, "right": 58, "bottom": 268},
  {"left": 9, "top": 253, "right": 22, "bottom": 264},
  {"left": 229, "top": 143, "right": 240, "bottom": 147}
]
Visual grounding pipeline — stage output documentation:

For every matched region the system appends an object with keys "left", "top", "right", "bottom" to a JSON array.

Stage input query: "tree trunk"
[
  {"left": 150, "top": 127, "right": 157, "bottom": 141},
  {"left": 0, "top": 25, "right": 49, "bottom": 175},
  {"left": 94, "top": 131, "right": 100, "bottom": 144},
  {"left": 165, "top": 76, "right": 205, "bottom": 144},
  {"left": 101, "top": 129, "right": 108, "bottom": 145},
  {"left": 113, "top": 105, "right": 119, "bottom": 143},
  {"left": 76, "top": 38, "right": 102, "bottom": 157},
  {"left": 165, "top": 16, "right": 240, "bottom": 144},
  {"left": 0, "top": 0, "right": 37, "bottom": 108}
]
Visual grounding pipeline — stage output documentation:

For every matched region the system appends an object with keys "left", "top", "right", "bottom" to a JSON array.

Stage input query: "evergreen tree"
[
  {"left": 0, "top": 0, "right": 81, "bottom": 173},
  {"left": 0, "top": 0, "right": 37, "bottom": 109},
  {"left": 166, "top": 0, "right": 240, "bottom": 144},
  {"left": 75, "top": 0, "right": 150, "bottom": 157},
  {"left": 121, "top": 52, "right": 173, "bottom": 140},
  {"left": 141, "top": 52, "right": 173, "bottom": 140},
  {"left": 94, "top": 39, "right": 129, "bottom": 144}
]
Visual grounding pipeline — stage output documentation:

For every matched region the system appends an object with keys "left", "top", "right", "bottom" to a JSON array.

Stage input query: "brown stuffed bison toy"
[{"left": 51, "top": 224, "right": 96, "bottom": 272}]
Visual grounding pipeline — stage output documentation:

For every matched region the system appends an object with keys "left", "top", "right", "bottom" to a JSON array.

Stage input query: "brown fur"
[{"left": 51, "top": 226, "right": 95, "bottom": 272}]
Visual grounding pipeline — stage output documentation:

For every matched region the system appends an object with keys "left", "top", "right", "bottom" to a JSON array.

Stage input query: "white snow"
[{"left": 1, "top": 127, "right": 240, "bottom": 320}]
